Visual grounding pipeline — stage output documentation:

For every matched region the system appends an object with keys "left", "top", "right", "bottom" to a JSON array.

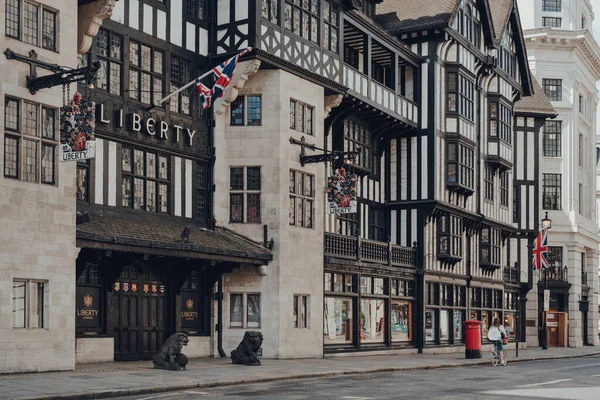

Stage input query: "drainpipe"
[{"left": 217, "top": 275, "right": 226, "bottom": 357}]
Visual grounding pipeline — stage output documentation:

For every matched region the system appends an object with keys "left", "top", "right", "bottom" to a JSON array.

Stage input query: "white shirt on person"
[{"left": 487, "top": 324, "right": 507, "bottom": 341}]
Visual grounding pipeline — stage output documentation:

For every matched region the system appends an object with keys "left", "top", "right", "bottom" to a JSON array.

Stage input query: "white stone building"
[
  {"left": 0, "top": 0, "right": 79, "bottom": 373},
  {"left": 518, "top": 0, "right": 600, "bottom": 347}
]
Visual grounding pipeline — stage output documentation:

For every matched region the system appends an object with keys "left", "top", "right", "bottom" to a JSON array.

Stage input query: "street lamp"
[{"left": 541, "top": 211, "right": 552, "bottom": 229}]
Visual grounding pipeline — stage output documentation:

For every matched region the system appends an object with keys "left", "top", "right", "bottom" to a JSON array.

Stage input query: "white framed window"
[
  {"left": 5, "top": 0, "right": 57, "bottom": 51},
  {"left": 289, "top": 99, "right": 314, "bottom": 135},
  {"left": 13, "top": 280, "right": 46, "bottom": 329},
  {"left": 293, "top": 294, "right": 310, "bottom": 328},
  {"left": 229, "top": 293, "right": 261, "bottom": 328}
]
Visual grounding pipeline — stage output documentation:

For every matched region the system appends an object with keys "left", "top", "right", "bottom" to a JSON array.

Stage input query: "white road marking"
[
  {"left": 516, "top": 379, "right": 573, "bottom": 388},
  {"left": 340, "top": 397, "right": 375, "bottom": 400},
  {"left": 136, "top": 394, "right": 178, "bottom": 400},
  {"left": 485, "top": 387, "right": 600, "bottom": 400},
  {"left": 591, "top": 374, "right": 600, "bottom": 377},
  {"left": 183, "top": 391, "right": 210, "bottom": 395}
]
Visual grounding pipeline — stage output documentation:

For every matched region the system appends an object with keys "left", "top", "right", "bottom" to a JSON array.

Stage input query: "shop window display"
[
  {"left": 440, "top": 309, "right": 451, "bottom": 342},
  {"left": 324, "top": 297, "right": 353, "bottom": 344},
  {"left": 425, "top": 309, "right": 436, "bottom": 342},
  {"left": 360, "top": 299, "right": 385, "bottom": 343},
  {"left": 481, "top": 311, "right": 490, "bottom": 339},
  {"left": 504, "top": 313, "right": 515, "bottom": 338},
  {"left": 391, "top": 300, "right": 412, "bottom": 342},
  {"left": 453, "top": 310, "right": 463, "bottom": 342}
]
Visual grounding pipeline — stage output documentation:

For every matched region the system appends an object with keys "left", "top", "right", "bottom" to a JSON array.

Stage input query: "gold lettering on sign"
[{"left": 77, "top": 294, "right": 99, "bottom": 320}]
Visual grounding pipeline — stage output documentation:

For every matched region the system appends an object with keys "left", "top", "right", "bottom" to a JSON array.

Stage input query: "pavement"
[{"left": 0, "top": 346, "right": 599, "bottom": 400}]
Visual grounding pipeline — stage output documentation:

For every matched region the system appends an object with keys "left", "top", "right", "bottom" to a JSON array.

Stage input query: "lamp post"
[{"left": 540, "top": 212, "right": 551, "bottom": 350}]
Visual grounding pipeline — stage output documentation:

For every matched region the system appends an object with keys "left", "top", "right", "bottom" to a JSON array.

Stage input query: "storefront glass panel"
[
  {"left": 360, "top": 299, "right": 385, "bottom": 343},
  {"left": 324, "top": 297, "right": 353, "bottom": 345},
  {"left": 440, "top": 309, "right": 451, "bottom": 342},
  {"left": 453, "top": 310, "right": 463, "bottom": 342},
  {"left": 481, "top": 311, "right": 490, "bottom": 339},
  {"left": 425, "top": 309, "right": 436, "bottom": 342},
  {"left": 391, "top": 300, "right": 412, "bottom": 342},
  {"left": 504, "top": 312, "right": 516, "bottom": 338}
]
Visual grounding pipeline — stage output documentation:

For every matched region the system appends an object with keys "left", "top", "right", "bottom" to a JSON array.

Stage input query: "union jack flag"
[
  {"left": 532, "top": 228, "right": 549, "bottom": 270},
  {"left": 196, "top": 48, "right": 249, "bottom": 109}
]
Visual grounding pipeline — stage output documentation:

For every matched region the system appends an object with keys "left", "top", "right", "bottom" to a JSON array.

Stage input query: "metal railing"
[
  {"left": 543, "top": 265, "right": 568, "bottom": 282},
  {"left": 324, "top": 232, "right": 415, "bottom": 267}
]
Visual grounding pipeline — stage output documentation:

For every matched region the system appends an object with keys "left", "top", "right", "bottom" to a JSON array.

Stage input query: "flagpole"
[{"left": 149, "top": 47, "right": 252, "bottom": 109}]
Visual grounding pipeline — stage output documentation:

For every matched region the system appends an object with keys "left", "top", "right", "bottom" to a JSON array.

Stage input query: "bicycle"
[{"left": 490, "top": 341, "right": 507, "bottom": 367}]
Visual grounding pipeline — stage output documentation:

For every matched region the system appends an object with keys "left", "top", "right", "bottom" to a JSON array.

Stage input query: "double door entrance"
[{"left": 112, "top": 265, "right": 169, "bottom": 361}]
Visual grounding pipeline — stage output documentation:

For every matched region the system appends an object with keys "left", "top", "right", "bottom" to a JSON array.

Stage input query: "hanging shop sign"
[
  {"left": 326, "top": 167, "right": 358, "bottom": 215},
  {"left": 60, "top": 92, "right": 96, "bottom": 161},
  {"left": 75, "top": 286, "right": 101, "bottom": 329}
]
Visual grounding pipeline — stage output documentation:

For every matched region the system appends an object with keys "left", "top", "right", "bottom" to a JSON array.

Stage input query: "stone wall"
[
  {"left": 213, "top": 69, "right": 325, "bottom": 358},
  {"left": 76, "top": 337, "right": 114, "bottom": 363},
  {"left": 0, "top": 0, "right": 79, "bottom": 372}
]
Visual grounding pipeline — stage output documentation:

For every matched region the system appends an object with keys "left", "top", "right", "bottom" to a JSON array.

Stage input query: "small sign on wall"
[
  {"left": 75, "top": 286, "right": 101, "bottom": 329},
  {"left": 543, "top": 289, "right": 550, "bottom": 311}
]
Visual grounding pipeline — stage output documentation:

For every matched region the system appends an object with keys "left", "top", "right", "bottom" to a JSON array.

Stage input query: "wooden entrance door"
[
  {"left": 113, "top": 265, "right": 169, "bottom": 361},
  {"left": 546, "top": 311, "right": 559, "bottom": 347}
]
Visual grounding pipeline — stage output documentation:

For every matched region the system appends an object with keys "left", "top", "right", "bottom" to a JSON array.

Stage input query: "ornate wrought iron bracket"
[
  {"left": 4, "top": 48, "right": 100, "bottom": 94},
  {"left": 289, "top": 136, "right": 360, "bottom": 167}
]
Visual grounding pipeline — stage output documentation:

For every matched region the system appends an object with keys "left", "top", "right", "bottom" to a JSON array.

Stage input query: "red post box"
[{"left": 464, "top": 320, "right": 482, "bottom": 359}]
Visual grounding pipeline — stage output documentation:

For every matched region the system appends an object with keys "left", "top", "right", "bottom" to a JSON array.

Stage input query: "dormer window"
[{"left": 456, "top": 4, "right": 480, "bottom": 47}]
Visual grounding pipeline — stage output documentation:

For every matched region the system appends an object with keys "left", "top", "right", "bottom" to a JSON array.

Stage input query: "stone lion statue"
[
  {"left": 153, "top": 332, "right": 189, "bottom": 371},
  {"left": 231, "top": 331, "right": 263, "bottom": 366}
]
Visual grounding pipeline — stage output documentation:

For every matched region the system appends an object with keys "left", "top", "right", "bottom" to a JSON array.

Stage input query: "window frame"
[
  {"left": 447, "top": 72, "right": 474, "bottom": 122},
  {"left": 542, "top": 0, "right": 561, "bottom": 12},
  {"left": 121, "top": 147, "right": 170, "bottom": 213},
  {"left": 480, "top": 226, "right": 501, "bottom": 267},
  {"left": 293, "top": 294, "right": 310, "bottom": 329},
  {"left": 185, "top": 0, "right": 208, "bottom": 22},
  {"left": 169, "top": 54, "right": 192, "bottom": 115},
  {"left": 95, "top": 28, "right": 123, "bottom": 96},
  {"left": 323, "top": 0, "right": 339, "bottom": 52},
  {"left": 289, "top": 169, "right": 315, "bottom": 228},
  {"left": 12, "top": 279, "right": 46, "bottom": 330},
  {"left": 227, "top": 292, "right": 264, "bottom": 330},
  {"left": 230, "top": 95, "right": 262, "bottom": 126},
  {"left": 229, "top": 166, "right": 261, "bottom": 223},
  {"left": 3, "top": 97, "right": 57, "bottom": 185},
  {"left": 284, "top": 0, "right": 319, "bottom": 44},
  {"left": 261, "top": 0, "right": 279, "bottom": 24},
  {"left": 343, "top": 119, "right": 377, "bottom": 175},
  {"left": 446, "top": 141, "right": 475, "bottom": 190},
  {"left": 76, "top": 160, "right": 90, "bottom": 202},
  {"left": 542, "top": 78, "right": 562, "bottom": 101},
  {"left": 5, "top": 0, "right": 58, "bottom": 52},
  {"left": 542, "top": 120, "right": 562, "bottom": 157},
  {"left": 542, "top": 17, "right": 562, "bottom": 28},
  {"left": 484, "top": 163, "right": 494, "bottom": 201},
  {"left": 500, "top": 171, "right": 509, "bottom": 207},
  {"left": 542, "top": 173, "right": 561, "bottom": 210},
  {"left": 128, "top": 40, "right": 164, "bottom": 106},
  {"left": 438, "top": 215, "right": 463, "bottom": 259},
  {"left": 195, "top": 162, "right": 209, "bottom": 224},
  {"left": 289, "top": 99, "right": 314, "bottom": 135}
]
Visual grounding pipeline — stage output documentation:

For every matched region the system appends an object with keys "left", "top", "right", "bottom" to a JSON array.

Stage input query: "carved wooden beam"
[{"left": 77, "top": 0, "right": 116, "bottom": 57}]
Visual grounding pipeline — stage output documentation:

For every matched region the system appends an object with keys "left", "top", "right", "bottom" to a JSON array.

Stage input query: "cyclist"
[{"left": 487, "top": 317, "right": 507, "bottom": 365}]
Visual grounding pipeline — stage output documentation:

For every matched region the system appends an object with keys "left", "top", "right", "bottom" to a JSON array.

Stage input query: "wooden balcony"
[
  {"left": 324, "top": 232, "right": 415, "bottom": 268},
  {"left": 343, "top": 65, "right": 419, "bottom": 127}
]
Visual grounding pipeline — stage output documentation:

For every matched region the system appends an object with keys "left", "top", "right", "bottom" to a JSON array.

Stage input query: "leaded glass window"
[
  {"left": 289, "top": 169, "right": 314, "bottom": 228},
  {"left": 543, "top": 173, "right": 561, "bottom": 210},
  {"left": 5, "top": 0, "right": 20, "bottom": 38},
  {"left": 344, "top": 119, "right": 376, "bottom": 174},
  {"left": 261, "top": 0, "right": 278, "bottom": 23},
  {"left": 3, "top": 98, "right": 56, "bottom": 184},
  {"left": 169, "top": 56, "right": 191, "bottom": 114},
  {"left": 542, "top": 78, "right": 562, "bottom": 101},
  {"left": 323, "top": 0, "right": 339, "bottom": 52},
  {"left": 229, "top": 166, "right": 261, "bottom": 223},
  {"left": 290, "top": 99, "right": 314, "bottom": 135},
  {"left": 96, "top": 29, "right": 122, "bottom": 95},
  {"left": 285, "top": 0, "right": 319, "bottom": 43},
  {"left": 5, "top": 0, "right": 57, "bottom": 51},
  {"left": 121, "top": 147, "right": 169, "bottom": 213},
  {"left": 129, "top": 41, "right": 163, "bottom": 104}
]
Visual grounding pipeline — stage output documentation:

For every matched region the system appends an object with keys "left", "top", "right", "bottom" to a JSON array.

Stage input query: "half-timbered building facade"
[{"left": 372, "top": 0, "right": 538, "bottom": 351}]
